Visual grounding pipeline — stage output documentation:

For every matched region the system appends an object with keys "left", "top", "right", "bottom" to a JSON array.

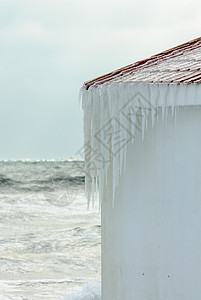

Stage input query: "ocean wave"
[
  {"left": 0, "top": 174, "right": 20, "bottom": 186},
  {"left": 30, "top": 175, "right": 85, "bottom": 185},
  {"left": 0, "top": 173, "right": 85, "bottom": 193},
  {"left": 63, "top": 281, "right": 101, "bottom": 300}
]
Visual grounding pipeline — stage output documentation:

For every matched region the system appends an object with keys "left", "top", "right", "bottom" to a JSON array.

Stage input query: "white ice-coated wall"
[
  {"left": 102, "top": 106, "right": 201, "bottom": 300},
  {"left": 80, "top": 83, "right": 201, "bottom": 207}
]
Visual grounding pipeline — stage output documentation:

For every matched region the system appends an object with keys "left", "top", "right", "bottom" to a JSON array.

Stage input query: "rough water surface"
[{"left": 0, "top": 160, "right": 101, "bottom": 299}]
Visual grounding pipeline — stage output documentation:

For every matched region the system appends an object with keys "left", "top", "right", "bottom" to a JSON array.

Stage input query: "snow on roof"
[{"left": 84, "top": 37, "right": 201, "bottom": 90}]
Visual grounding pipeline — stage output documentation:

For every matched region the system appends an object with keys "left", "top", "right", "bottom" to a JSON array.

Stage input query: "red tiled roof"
[{"left": 84, "top": 37, "right": 201, "bottom": 90}]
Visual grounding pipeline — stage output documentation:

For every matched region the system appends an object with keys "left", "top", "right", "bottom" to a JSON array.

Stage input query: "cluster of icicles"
[{"left": 79, "top": 82, "right": 201, "bottom": 207}]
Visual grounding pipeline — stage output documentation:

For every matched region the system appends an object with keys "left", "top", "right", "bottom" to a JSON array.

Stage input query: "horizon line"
[{"left": 0, "top": 158, "right": 84, "bottom": 162}]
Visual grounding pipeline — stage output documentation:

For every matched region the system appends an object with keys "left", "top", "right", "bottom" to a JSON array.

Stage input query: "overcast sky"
[{"left": 0, "top": 0, "right": 200, "bottom": 160}]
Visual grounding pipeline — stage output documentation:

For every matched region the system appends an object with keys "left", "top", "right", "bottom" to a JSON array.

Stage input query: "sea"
[{"left": 0, "top": 160, "right": 101, "bottom": 300}]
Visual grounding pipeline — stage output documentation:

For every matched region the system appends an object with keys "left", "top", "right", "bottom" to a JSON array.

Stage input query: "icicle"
[
  {"left": 95, "top": 176, "right": 98, "bottom": 202},
  {"left": 161, "top": 104, "right": 165, "bottom": 122},
  {"left": 124, "top": 141, "right": 127, "bottom": 173},
  {"left": 151, "top": 105, "right": 156, "bottom": 128},
  {"left": 119, "top": 130, "right": 124, "bottom": 176},
  {"left": 171, "top": 105, "right": 174, "bottom": 116},
  {"left": 165, "top": 106, "right": 169, "bottom": 126},
  {"left": 78, "top": 86, "right": 85, "bottom": 108},
  {"left": 157, "top": 105, "right": 159, "bottom": 123},
  {"left": 119, "top": 86, "right": 127, "bottom": 176},
  {"left": 145, "top": 108, "right": 148, "bottom": 132},
  {"left": 141, "top": 108, "right": 145, "bottom": 141},
  {"left": 112, "top": 161, "right": 117, "bottom": 207},
  {"left": 105, "top": 168, "right": 108, "bottom": 185},
  {"left": 174, "top": 106, "right": 177, "bottom": 128},
  {"left": 92, "top": 176, "right": 95, "bottom": 208},
  {"left": 99, "top": 169, "right": 104, "bottom": 208},
  {"left": 149, "top": 84, "right": 158, "bottom": 128},
  {"left": 120, "top": 147, "right": 124, "bottom": 177},
  {"left": 86, "top": 177, "right": 91, "bottom": 209}
]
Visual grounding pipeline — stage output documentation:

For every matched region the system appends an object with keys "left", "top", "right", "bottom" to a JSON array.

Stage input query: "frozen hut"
[{"left": 80, "top": 37, "right": 201, "bottom": 299}]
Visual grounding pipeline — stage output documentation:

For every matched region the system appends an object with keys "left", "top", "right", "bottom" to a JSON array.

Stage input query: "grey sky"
[{"left": 0, "top": 0, "right": 200, "bottom": 160}]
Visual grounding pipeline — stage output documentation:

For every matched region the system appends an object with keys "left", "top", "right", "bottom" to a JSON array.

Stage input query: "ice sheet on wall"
[{"left": 79, "top": 82, "right": 201, "bottom": 207}]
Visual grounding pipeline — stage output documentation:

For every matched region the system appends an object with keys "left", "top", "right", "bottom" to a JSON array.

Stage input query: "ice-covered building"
[{"left": 80, "top": 37, "right": 201, "bottom": 299}]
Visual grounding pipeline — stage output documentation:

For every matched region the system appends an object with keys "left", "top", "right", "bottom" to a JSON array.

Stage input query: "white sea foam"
[
  {"left": 63, "top": 281, "right": 101, "bottom": 300},
  {"left": 0, "top": 281, "right": 15, "bottom": 299}
]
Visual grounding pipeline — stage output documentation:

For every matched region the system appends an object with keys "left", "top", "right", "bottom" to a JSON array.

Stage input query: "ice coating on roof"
[
  {"left": 84, "top": 37, "right": 201, "bottom": 90},
  {"left": 80, "top": 37, "right": 201, "bottom": 206}
]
